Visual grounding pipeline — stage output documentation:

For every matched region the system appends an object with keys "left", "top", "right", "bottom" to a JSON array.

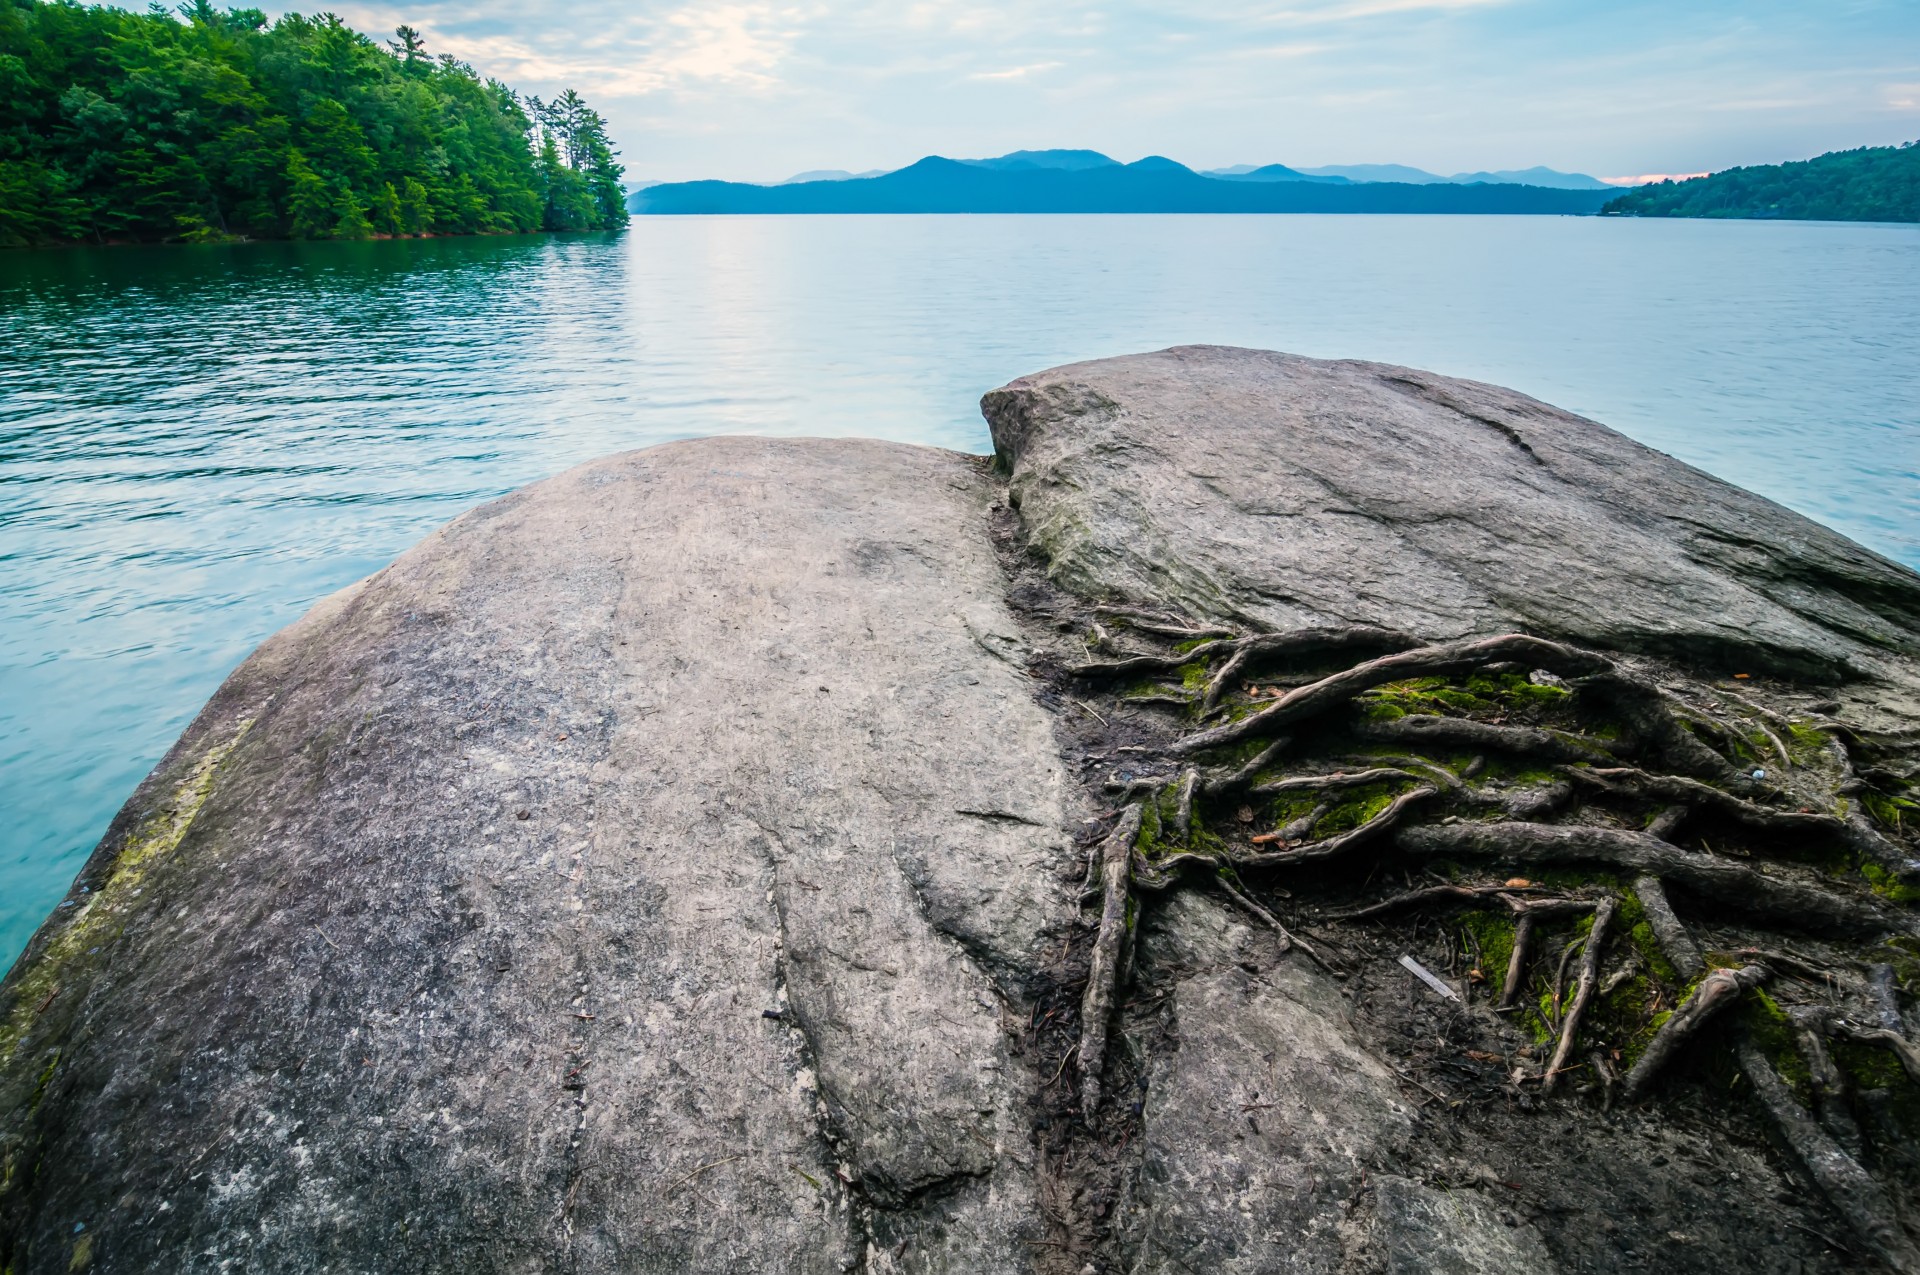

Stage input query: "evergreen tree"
[
  {"left": 369, "top": 180, "right": 401, "bottom": 235},
  {"left": 399, "top": 175, "right": 431, "bottom": 234},
  {"left": 331, "top": 180, "right": 371, "bottom": 238},
  {"left": 284, "top": 148, "right": 332, "bottom": 238},
  {"left": 0, "top": 1, "right": 630, "bottom": 245}
]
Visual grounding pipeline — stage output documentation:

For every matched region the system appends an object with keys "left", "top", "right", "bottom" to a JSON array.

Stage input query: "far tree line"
[{"left": 0, "top": 1, "right": 629, "bottom": 246}]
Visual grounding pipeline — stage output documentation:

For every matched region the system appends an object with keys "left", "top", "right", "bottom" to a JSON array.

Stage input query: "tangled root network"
[{"left": 1060, "top": 608, "right": 1920, "bottom": 1273}]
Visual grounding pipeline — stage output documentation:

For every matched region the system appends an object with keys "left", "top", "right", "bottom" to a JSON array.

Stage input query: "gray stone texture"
[
  {"left": 1, "top": 438, "right": 1071, "bottom": 1273},
  {"left": 983, "top": 345, "right": 1920, "bottom": 691}
]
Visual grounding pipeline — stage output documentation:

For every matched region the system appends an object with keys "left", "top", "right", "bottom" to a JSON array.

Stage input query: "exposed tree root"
[
  {"left": 1737, "top": 1041, "right": 1920, "bottom": 1275},
  {"left": 1833, "top": 1023, "right": 1920, "bottom": 1085},
  {"left": 1567, "top": 765, "right": 1909, "bottom": 874},
  {"left": 1049, "top": 606, "right": 1920, "bottom": 1244},
  {"left": 1631, "top": 875, "right": 1705, "bottom": 981},
  {"left": 1354, "top": 715, "right": 1617, "bottom": 764},
  {"left": 1396, "top": 822, "right": 1910, "bottom": 937},
  {"left": 1199, "top": 736, "right": 1292, "bottom": 797},
  {"left": 1621, "top": 964, "right": 1772, "bottom": 1102},
  {"left": 1235, "top": 786, "right": 1437, "bottom": 865},
  {"left": 1543, "top": 897, "right": 1615, "bottom": 1093},
  {"left": 1069, "top": 643, "right": 1236, "bottom": 679},
  {"left": 1172, "top": 633, "right": 1613, "bottom": 756},
  {"left": 1078, "top": 805, "right": 1142, "bottom": 1121},
  {"left": 1868, "top": 962, "right": 1905, "bottom": 1033},
  {"left": 1247, "top": 767, "right": 1422, "bottom": 797},
  {"left": 1196, "top": 626, "right": 1420, "bottom": 715},
  {"left": 1790, "top": 1006, "right": 1868, "bottom": 1160},
  {"left": 1092, "top": 605, "right": 1237, "bottom": 640}
]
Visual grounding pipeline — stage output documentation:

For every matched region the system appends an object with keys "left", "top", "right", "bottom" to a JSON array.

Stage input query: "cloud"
[
  {"left": 1259, "top": 0, "right": 1511, "bottom": 23},
  {"left": 325, "top": 0, "right": 1918, "bottom": 184},
  {"left": 337, "top": 1, "right": 809, "bottom": 97},
  {"left": 968, "top": 62, "right": 1064, "bottom": 81}
]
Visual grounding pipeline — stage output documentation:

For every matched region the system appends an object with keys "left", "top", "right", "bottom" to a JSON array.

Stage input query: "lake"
[{"left": 3, "top": 214, "right": 1917, "bottom": 969}]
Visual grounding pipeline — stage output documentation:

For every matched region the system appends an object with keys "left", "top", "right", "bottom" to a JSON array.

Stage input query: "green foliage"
[
  {"left": 1743, "top": 989, "right": 1812, "bottom": 1101},
  {"left": 1860, "top": 860, "right": 1920, "bottom": 904},
  {"left": 1456, "top": 910, "right": 1514, "bottom": 987},
  {"left": 1604, "top": 141, "right": 1920, "bottom": 223},
  {"left": 0, "top": 1, "right": 629, "bottom": 245},
  {"left": 1357, "top": 671, "right": 1569, "bottom": 722}
]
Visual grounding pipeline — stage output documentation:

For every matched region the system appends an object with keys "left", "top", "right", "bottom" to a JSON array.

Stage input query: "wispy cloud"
[
  {"left": 968, "top": 62, "right": 1064, "bottom": 81},
  {"left": 328, "top": 0, "right": 1920, "bottom": 184},
  {"left": 1885, "top": 82, "right": 1920, "bottom": 110}
]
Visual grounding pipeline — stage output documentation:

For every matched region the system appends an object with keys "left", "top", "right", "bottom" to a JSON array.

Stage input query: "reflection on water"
[{"left": 3, "top": 216, "right": 1917, "bottom": 966}]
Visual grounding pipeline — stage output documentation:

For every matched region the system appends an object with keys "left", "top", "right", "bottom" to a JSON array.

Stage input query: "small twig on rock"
[
  {"left": 666, "top": 1154, "right": 745, "bottom": 1196},
  {"left": 1215, "top": 875, "right": 1289, "bottom": 953},
  {"left": 1078, "top": 804, "right": 1144, "bottom": 1121},
  {"left": 1621, "top": 964, "right": 1771, "bottom": 1102},
  {"left": 1324, "top": 883, "right": 1544, "bottom": 923}
]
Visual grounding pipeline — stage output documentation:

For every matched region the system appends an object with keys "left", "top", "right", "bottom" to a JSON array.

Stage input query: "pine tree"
[
  {"left": 400, "top": 176, "right": 432, "bottom": 235},
  {"left": 332, "top": 181, "right": 373, "bottom": 239},
  {"left": 369, "top": 181, "right": 403, "bottom": 236},
  {"left": 285, "top": 149, "right": 334, "bottom": 238},
  {"left": 387, "top": 25, "right": 429, "bottom": 77}
]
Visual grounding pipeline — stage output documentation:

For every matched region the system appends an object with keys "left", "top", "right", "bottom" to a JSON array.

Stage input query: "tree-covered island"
[
  {"left": 1603, "top": 139, "right": 1919, "bottom": 222},
  {"left": 0, "top": 0, "right": 628, "bottom": 246}
]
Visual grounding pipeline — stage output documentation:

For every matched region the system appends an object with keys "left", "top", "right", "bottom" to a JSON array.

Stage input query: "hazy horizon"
[{"left": 328, "top": 0, "right": 1918, "bottom": 184}]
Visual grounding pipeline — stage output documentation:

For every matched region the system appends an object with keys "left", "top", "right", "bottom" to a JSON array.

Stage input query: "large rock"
[
  {"left": 983, "top": 345, "right": 1920, "bottom": 692},
  {"left": 0, "top": 438, "right": 1073, "bottom": 1273},
  {"left": 6, "top": 349, "right": 1916, "bottom": 1274}
]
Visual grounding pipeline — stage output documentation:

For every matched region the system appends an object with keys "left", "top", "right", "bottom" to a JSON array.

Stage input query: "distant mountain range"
[
  {"left": 1283, "top": 163, "right": 1615, "bottom": 190},
  {"left": 631, "top": 149, "right": 1623, "bottom": 215}
]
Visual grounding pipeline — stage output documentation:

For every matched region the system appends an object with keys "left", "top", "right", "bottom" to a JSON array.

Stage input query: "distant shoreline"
[{"left": 632, "top": 157, "right": 1616, "bottom": 217}]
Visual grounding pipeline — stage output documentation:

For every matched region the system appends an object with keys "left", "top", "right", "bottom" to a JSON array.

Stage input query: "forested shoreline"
[
  {"left": 1602, "top": 140, "right": 1919, "bottom": 222},
  {"left": 0, "top": 0, "right": 627, "bottom": 246}
]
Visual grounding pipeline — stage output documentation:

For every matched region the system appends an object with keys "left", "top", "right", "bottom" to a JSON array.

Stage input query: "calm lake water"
[{"left": 3, "top": 214, "right": 1918, "bottom": 968}]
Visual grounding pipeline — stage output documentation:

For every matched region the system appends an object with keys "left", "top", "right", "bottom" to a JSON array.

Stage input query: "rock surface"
[
  {"left": 5, "top": 348, "right": 1918, "bottom": 1274},
  {"left": 0, "top": 438, "right": 1073, "bottom": 1273},
  {"left": 983, "top": 345, "right": 1920, "bottom": 693}
]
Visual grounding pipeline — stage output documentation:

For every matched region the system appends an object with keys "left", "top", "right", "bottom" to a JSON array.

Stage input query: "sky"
[{"left": 330, "top": 0, "right": 1920, "bottom": 184}]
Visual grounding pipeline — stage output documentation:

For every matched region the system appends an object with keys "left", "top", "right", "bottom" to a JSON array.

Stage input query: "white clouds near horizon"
[{"left": 329, "top": 0, "right": 1920, "bottom": 183}]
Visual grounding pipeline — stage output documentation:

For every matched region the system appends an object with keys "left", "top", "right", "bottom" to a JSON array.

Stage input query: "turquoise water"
[{"left": 3, "top": 215, "right": 1918, "bottom": 969}]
